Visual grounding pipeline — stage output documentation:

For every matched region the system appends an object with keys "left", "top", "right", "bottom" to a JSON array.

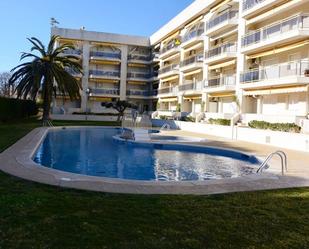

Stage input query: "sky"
[{"left": 0, "top": 0, "right": 193, "bottom": 72}]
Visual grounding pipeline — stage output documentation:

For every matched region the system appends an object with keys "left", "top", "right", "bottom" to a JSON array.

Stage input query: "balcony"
[
  {"left": 89, "top": 70, "right": 120, "bottom": 80},
  {"left": 180, "top": 54, "right": 204, "bottom": 72},
  {"left": 126, "top": 89, "right": 158, "bottom": 98},
  {"left": 65, "top": 68, "right": 82, "bottom": 78},
  {"left": 241, "top": 14, "right": 309, "bottom": 54},
  {"left": 181, "top": 26, "right": 205, "bottom": 48},
  {"left": 159, "top": 42, "right": 181, "bottom": 59},
  {"left": 128, "top": 54, "right": 152, "bottom": 64},
  {"left": 127, "top": 72, "right": 151, "bottom": 81},
  {"left": 204, "top": 75, "right": 236, "bottom": 93},
  {"left": 206, "top": 10, "right": 238, "bottom": 36},
  {"left": 89, "top": 51, "right": 121, "bottom": 62},
  {"left": 178, "top": 81, "right": 203, "bottom": 93},
  {"left": 240, "top": 59, "right": 309, "bottom": 89},
  {"left": 63, "top": 49, "right": 82, "bottom": 58},
  {"left": 205, "top": 42, "right": 237, "bottom": 64},
  {"left": 91, "top": 88, "right": 120, "bottom": 96},
  {"left": 242, "top": 0, "right": 282, "bottom": 19},
  {"left": 158, "top": 64, "right": 179, "bottom": 79},
  {"left": 157, "top": 86, "right": 179, "bottom": 97}
]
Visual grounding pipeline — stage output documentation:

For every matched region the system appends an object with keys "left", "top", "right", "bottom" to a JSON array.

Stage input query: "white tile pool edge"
[{"left": 0, "top": 126, "right": 308, "bottom": 195}]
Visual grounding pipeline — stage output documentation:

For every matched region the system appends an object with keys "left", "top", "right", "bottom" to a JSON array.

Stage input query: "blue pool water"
[{"left": 33, "top": 128, "right": 260, "bottom": 181}]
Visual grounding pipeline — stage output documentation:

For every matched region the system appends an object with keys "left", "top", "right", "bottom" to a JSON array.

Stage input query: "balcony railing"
[
  {"left": 128, "top": 54, "right": 152, "bottom": 61},
  {"left": 63, "top": 49, "right": 82, "bottom": 56},
  {"left": 178, "top": 81, "right": 203, "bottom": 92},
  {"left": 158, "top": 64, "right": 179, "bottom": 75},
  {"left": 90, "top": 51, "right": 121, "bottom": 59},
  {"left": 241, "top": 14, "right": 309, "bottom": 47},
  {"left": 206, "top": 42, "right": 237, "bottom": 59},
  {"left": 126, "top": 89, "right": 158, "bottom": 97},
  {"left": 206, "top": 10, "right": 238, "bottom": 31},
  {"left": 160, "top": 42, "right": 180, "bottom": 54},
  {"left": 158, "top": 86, "right": 178, "bottom": 95},
  {"left": 240, "top": 60, "right": 309, "bottom": 83},
  {"left": 242, "top": 0, "right": 266, "bottom": 12},
  {"left": 127, "top": 72, "right": 151, "bottom": 79},
  {"left": 206, "top": 75, "right": 236, "bottom": 87},
  {"left": 180, "top": 54, "right": 204, "bottom": 67},
  {"left": 182, "top": 26, "right": 205, "bottom": 43},
  {"left": 92, "top": 88, "right": 120, "bottom": 95},
  {"left": 89, "top": 70, "right": 120, "bottom": 78}
]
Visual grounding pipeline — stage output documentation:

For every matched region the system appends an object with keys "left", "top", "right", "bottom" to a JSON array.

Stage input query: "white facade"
[{"left": 52, "top": 0, "right": 309, "bottom": 129}]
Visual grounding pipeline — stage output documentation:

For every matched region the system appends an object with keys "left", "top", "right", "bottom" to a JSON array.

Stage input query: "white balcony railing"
[
  {"left": 241, "top": 14, "right": 309, "bottom": 47},
  {"left": 180, "top": 54, "right": 204, "bottom": 67},
  {"left": 242, "top": 0, "right": 266, "bottom": 12},
  {"left": 206, "top": 42, "right": 237, "bottom": 59},
  {"left": 158, "top": 64, "right": 179, "bottom": 75},
  {"left": 206, "top": 75, "right": 236, "bottom": 87},
  {"left": 158, "top": 86, "right": 179, "bottom": 95},
  {"left": 240, "top": 60, "right": 309, "bottom": 83},
  {"left": 206, "top": 10, "right": 238, "bottom": 31},
  {"left": 178, "top": 81, "right": 203, "bottom": 92}
]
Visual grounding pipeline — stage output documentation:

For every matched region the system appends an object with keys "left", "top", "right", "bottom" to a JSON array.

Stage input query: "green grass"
[{"left": 0, "top": 118, "right": 309, "bottom": 249}]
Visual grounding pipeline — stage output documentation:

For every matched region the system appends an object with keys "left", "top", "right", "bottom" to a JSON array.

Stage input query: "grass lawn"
[{"left": 0, "top": 118, "right": 308, "bottom": 249}]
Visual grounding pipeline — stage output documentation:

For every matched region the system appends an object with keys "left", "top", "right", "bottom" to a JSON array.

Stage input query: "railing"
[
  {"left": 127, "top": 72, "right": 151, "bottom": 79},
  {"left": 126, "top": 89, "right": 158, "bottom": 97},
  {"left": 128, "top": 54, "right": 152, "bottom": 61},
  {"left": 206, "top": 10, "right": 238, "bottom": 31},
  {"left": 180, "top": 54, "right": 204, "bottom": 67},
  {"left": 63, "top": 49, "right": 82, "bottom": 55},
  {"left": 257, "top": 150, "right": 287, "bottom": 175},
  {"left": 240, "top": 59, "right": 309, "bottom": 83},
  {"left": 158, "top": 86, "right": 178, "bottom": 95},
  {"left": 242, "top": 0, "right": 266, "bottom": 12},
  {"left": 178, "top": 81, "right": 203, "bottom": 92},
  {"left": 242, "top": 14, "right": 309, "bottom": 47},
  {"left": 160, "top": 42, "right": 180, "bottom": 54},
  {"left": 92, "top": 88, "right": 120, "bottom": 95},
  {"left": 90, "top": 51, "right": 121, "bottom": 59},
  {"left": 206, "top": 75, "right": 236, "bottom": 87},
  {"left": 206, "top": 42, "right": 237, "bottom": 59},
  {"left": 89, "top": 70, "right": 120, "bottom": 78},
  {"left": 182, "top": 26, "right": 205, "bottom": 43},
  {"left": 158, "top": 64, "right": 179, "bottom": 75}
]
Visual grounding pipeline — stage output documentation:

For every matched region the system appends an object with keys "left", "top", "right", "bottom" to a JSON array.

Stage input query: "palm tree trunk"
[{"left": 42, "top": 77, "right": 52, "bottom": 126}]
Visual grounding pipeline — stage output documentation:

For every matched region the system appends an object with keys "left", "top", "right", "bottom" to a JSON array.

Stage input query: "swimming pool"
[{"left": 33, "top": 128, "right": 261, "bottom": 181}]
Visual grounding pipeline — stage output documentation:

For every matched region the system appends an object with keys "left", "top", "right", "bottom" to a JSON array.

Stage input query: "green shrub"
[
  {"left": 0, "top": 97, "right": 38, "bottom": 122},
  {"left": 180, "top": 116, "right": 195, "bottom": 122},
  {"left": 72, "top": 112, "right": 118, "bottom": 116},
  {"left": 248, "top": 120, "right": 301, "bottom": 133},
  {"left": 159, "top": 115, "right": 168, "bottom": 120},
  {"left": 208, "top": 118, "right": 230, "bottom": 126}
]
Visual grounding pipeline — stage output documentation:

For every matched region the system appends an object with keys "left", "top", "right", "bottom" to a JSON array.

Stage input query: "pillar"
[
  {"left": 120, "top": 45, "right": 128, "bottom": 101},
  {"left": 81, "top": 41, "right": 90, "bottom": 112}
]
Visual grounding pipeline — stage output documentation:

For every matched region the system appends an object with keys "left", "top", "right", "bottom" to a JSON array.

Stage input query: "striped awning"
[
  {"left": 208, "top": 92, "right": 235, "bottom": 98},
  {"left": 243, "top": 86, "right": 308, "bottom": 96},
  {"left": 161, "top": 75, "right": 179, "bottom": 82},
  {"left": 159, "top": 97, "right": 178, "bottom": 102},
  {"left": 208, "top": 60, "right": 235, "bottom": 70},
  {"left": 184, "top": 68, "right": 203, "bottom": 76}
]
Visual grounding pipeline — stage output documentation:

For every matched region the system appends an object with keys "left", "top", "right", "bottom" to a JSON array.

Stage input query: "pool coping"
[{"left": 0, "top": 126, "right": 308, "bottom": 195}]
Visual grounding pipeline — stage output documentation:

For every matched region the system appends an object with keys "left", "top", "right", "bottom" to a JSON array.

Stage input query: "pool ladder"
[{"left": 257, "top": 150, "right": 287, "bottom": 175}]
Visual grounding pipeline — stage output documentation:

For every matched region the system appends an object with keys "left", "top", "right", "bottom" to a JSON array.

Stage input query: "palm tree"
[{"left": 9, "top": 35, "right": 83, "bottom": 125}]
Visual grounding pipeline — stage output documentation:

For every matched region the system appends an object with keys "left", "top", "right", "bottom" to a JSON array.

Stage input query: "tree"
[
  {"left": 101, "top": 100, "right": 137, "bottom": 122},
  {"left": 9, "top": 35, "right": 83, "bottom": 125},
  {"left": 0, "top": 72, "right": 14, "bottom": 97}
]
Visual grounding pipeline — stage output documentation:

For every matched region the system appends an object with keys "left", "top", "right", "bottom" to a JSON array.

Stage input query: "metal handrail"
[{"left": 257, "top": 151, "right": 287, "bottom": 175}]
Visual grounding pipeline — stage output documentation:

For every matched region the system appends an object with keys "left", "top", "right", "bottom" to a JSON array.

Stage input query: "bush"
[
  {"left": 180, "top": 116, "right": 195, "bottom": 122},
  {"left": 0, "top": 97, "right": 38, "bottom": 122},
  {"left": 208, "top": 118, "right": 230, "bottom": 126},
  {"left": 248, "top": 120, "right": 301, "bottom": 133},
  {"left": 159, "top": 115, "right": 168, "bottom": 120},
  {"left": 72, "top": 112, "right": 118, "bottom": 116}
]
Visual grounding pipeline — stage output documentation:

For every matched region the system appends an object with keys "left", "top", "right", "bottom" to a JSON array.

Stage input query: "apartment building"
[
  {"left": 52, "top": 0, "right": 309, "bottom": 127},
  {"left": 51, "top": 28, "right": 159, "bottom": 114}
]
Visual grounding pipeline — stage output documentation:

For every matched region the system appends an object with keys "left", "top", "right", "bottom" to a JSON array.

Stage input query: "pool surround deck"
[{"left": 0, "top": 126, "right": 308, "bottom": 195}]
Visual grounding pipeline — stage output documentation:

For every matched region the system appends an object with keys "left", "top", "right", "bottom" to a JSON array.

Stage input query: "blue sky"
[{"left": 0, "top": 0, "right": 193, "bottom": 72}]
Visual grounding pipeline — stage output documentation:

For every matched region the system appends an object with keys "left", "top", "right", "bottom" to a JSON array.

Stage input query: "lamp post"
[{"left": 85, "top": 88, "right": 92, "bottom": 121}]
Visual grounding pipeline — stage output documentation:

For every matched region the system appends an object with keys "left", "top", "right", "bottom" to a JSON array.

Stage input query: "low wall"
[
  {"left": 152, "top": 119, "right": 309, "bottom": 152},
  {"left": 51, "top": 114, "right": 118, "bottom": 122}
]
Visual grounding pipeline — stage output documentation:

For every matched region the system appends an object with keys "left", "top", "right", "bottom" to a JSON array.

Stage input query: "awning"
[
  {"left": 127, "top": 81, "right": 147, "bottom": 85},
  {"left": 184, "top": 15, "right": 204, "bottom": 29},
  {"left": 208, "top": 60, "right": 235, "bottom": 70},
  {"left": 90, "top": 60, "right": 120, "bottom": 65},
  {"left": 162, "top": 53, "right": 180, "bottom": 62},
  {"left": 90, "top": 97, "right": 113, "bottom": 102},
  {"left": 89, "top": 78, "right": 119, "bottom": 83},
  {"left": 208, "top": 92, "right": 235, "bottom": 98},
  {"left": 127, "top": 63, "right": 148, "bottom": 68},
  {"left": 159, "top": 97, "right": 178, "bottom": 102},
  {"left": 184, "top": 42, "right": 203, "bottom": 52},
  {"left": 184, "top": 68, "right": 203, "bottom": 76},
  {"left": 247, "top": 40, "right": 309, "bottom": 59},
  {"left": 162, "top": 31, "right": 180, "bottom": 44},
  {"left": 243, "top": 86, "right": 308, "bottom": 96},
  {"left": 184, "top": 96, "right": 202, "bottom": 101},
  {"left": 161, "top": 75, "right": 179, "bottom": 82},
  {"left": 210, "top": 0, "right": 231, "bottom": 13}
]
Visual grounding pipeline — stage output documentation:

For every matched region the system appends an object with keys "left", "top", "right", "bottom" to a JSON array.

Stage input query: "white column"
[
  {"left": 81, "top": 41, "right": 90, "bottom": 112},
  {"left": 120, "top": 45, "right": 128, "bottom": 101}
]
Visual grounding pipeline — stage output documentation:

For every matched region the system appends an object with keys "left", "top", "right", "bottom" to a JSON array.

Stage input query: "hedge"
[
  {"left": 0, "top": 97, "right": 38, "bottom": 122},
  {"left": 248, "top": 120, "right": 301, "bottom": 133},
  {"left": 208, "top": 118, "right": 231, "bottom": 126}
]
